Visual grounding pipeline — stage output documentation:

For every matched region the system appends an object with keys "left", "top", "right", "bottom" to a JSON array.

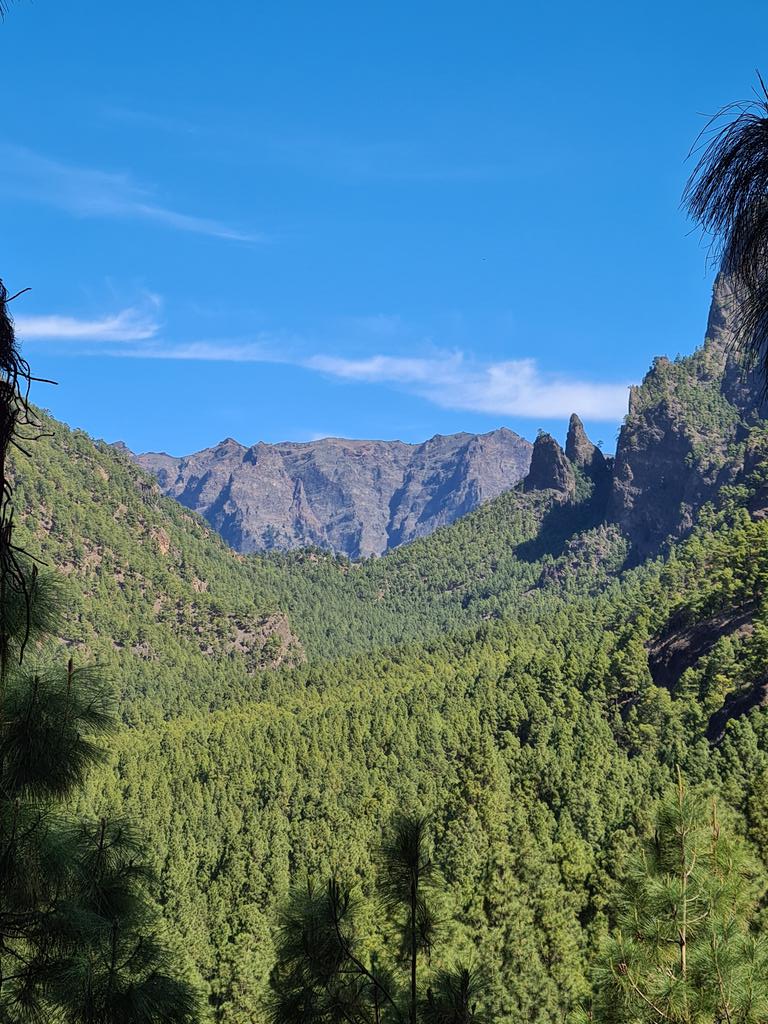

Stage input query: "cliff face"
[
  {"left": 132, "top": 428, "right": 532, "bottom": 558},
  {"left": 518, "top": 276, "right": 766, "bottom": 562},
  {"left": 608, "top": 275, "right": 764, "bottom": 559},
  {"left": 523, "top": 432, "right": 575, "bottom": 496}
]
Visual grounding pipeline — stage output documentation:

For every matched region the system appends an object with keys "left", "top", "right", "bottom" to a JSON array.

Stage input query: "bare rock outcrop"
[
  {"left": 565, "top": 413, "right": 609, "bottom": 484},
  {"left": 523, "top": 432, "right": 575, "bottom": 497},
  {"left": 130, "top": 429, "right": 532, "bottom": 558},
  {"left": 608, "top": 275, "right": 763, "bottom": 559}
]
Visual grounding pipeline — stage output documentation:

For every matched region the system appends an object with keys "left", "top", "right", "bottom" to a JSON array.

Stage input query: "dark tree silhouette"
[
  {"left": 268, "top": 813, "right": 487, "bottom": 1024},
  {"left": 379, "top": 815, "right": 436, "bottom": 1024},
  {"left": 684, "top": 75, "right": 768, "bottom": 381},
  {"left": 0, "top": 280, "right": 38, "bottom": 678},
  {"left": 0, "top": 283, "right": 200, "bottom": 1023}
]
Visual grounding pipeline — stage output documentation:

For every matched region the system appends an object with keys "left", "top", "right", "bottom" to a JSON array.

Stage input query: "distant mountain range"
[
  {"left": 124, "top": 428, "right": 533, "bottom": 558},
  {"left": 121, "top": 275, "right": 766, "bottom": 564}
]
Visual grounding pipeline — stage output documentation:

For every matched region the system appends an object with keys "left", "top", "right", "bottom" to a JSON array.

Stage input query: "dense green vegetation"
[
  {"left": 268, "top": 813, "right": 486, "bottom": 1024},
  {"left": 0, "top": 285, "right": 197, "bottom": 1023},
  {"left": 576, "top": 776, "right": 768, "bottom": 1023},
  {"left": 11, "top": 408, "right": 625, "bottom": 719},
  {"left": 13, "top": 355, "right": 768, "bottom": 1021},
  {"left": 0, "top": 586, "right": 199, "bottom": 1022}
]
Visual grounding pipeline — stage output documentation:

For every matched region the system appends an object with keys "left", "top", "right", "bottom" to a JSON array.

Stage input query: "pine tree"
[
  {"left": 422, "top": 966, "right": 490, "bottom": 1024},
  {"left": 575, "top": 772, "right": 768, "bottom": 1024},
  {"left": 380, "top": 815, "right": 436, "bottom": 1024},
  {"left": 0, "top": 281, "right": 199, "bottom": 1022},
  {"left": 684, "top": 76, "right": 768, "bottom": 381},
  {"left": 268, "top": 813, "right": 486, "bottom": 1024}
]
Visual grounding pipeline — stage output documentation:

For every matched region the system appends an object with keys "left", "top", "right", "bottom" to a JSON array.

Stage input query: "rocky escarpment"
[
  {"left": 130, "top": 428, "right": 532, "bottom": 559},
  {"left": 521, "top": 416, "right": 612, "bottom": 500},
  {"left": 520, "top": 276, "right": 766, "bottom": 562},
  {"left": 607, "top": 275, "right": 765, "bottom": 560}
]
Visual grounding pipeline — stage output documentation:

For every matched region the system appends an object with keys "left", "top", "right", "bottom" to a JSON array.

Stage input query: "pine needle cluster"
[
  {"left": 685, "top": 74, "right": 768, "bottom": 386},
  {"left": 575, "top": 773, "right": 768, "bottom": 1024}
]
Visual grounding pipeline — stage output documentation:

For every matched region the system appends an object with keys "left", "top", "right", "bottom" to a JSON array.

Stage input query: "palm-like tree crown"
[{"left": 684, "top": 76, "right": 768, "bottom": 382}]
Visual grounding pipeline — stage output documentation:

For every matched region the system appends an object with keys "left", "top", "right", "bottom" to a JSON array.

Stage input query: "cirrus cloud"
[
  {"left": 305, "top": 351, "right": 628, "bottom": 420},
  {"left": 111, "top": 339, "right": 628, "bottom": 421},
  {"left": 0, "top": 143, "right": 263, "bottom": 243},
  {"left": 15, "top": 304, "right": 161, "bottom": 343},
  {"left": 21, "top": 299, "right": 630, "bottom": 421}
]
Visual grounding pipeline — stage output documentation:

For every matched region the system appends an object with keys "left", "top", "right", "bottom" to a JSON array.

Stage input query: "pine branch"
[{"left": 327, "top": 880, "right": 402, "bottom": 1022}]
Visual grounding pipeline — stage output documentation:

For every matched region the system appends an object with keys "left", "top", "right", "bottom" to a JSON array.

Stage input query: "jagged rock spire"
[
  {"left": 523, "top": 432, "right": 575, "bottom": 496},
  {"left": 565, "top": 414, "right": 600, "bottom": 466},
  {"left": 565, "top": 413, "right": 609, "bottom": 481}
]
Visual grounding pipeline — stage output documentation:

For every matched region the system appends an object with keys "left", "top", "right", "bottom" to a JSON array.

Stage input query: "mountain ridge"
[
  {"left": 128, "top": 426, "right": 533, "bottom": 558},
  {"left": 121, "top": 278, "right": 766, "bottom": 566}
]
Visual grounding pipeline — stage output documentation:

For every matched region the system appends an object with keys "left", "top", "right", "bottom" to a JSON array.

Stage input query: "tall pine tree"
[
  {"left": 575, "top": 772, "right": 768, "bottom": 1024},
  {"left": 268, "top": 813, "right": 487, "bottom": 1024}
]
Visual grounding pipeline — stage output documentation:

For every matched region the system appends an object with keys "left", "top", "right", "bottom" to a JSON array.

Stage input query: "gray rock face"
[
  {"left": 705, "top": 274, "right": 768, "bottom": 415},
  {"left": 132, "top": 428, "right": 532, "bottom": 558},
  {"left": 523, "top": 432, "right": 575, "bottom": 496},
  {"left": 608, "top": 274, "right": 762, "bottom": 559},
  {"left": 565, "top": 413, "right": 609, "bottom": 483}
]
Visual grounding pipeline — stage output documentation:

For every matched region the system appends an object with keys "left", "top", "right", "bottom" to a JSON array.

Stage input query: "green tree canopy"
[
  {"left": 576, "top": 773, "right": 768, "bottom": 1024},
  {"left": 269, "top": 813, "right": 486, "bottom": 1024}
]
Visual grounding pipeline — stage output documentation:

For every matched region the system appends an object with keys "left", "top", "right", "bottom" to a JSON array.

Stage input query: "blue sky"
[{"left": 1, "top": 0, "right": 766, "bottom": 455}]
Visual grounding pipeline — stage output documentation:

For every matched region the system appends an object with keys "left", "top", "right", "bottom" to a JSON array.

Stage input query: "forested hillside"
[
  {"left": 11, "top": 409, "right": 624, "bottom": 715},
  {"left": 14, "top": 281, "right": 768, "bottom": 1021},
  {"left": 77, "top": 441, "right": 768, "bottom": 1022}
]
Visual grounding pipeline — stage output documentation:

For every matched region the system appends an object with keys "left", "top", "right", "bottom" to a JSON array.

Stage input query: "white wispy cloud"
[
  {"left": 16, "top": 303, "right": 161, "bottom": 342},
  {"left": 112, "top": 340, "right": 628, "bottom": 420},
  {"left": 27, "top": 293, "right": 627, "bottom": 420},
  {"left": 0, "top": 144, "right": 262, "bottom": 242},
  {"left": 117, "top": 339, "right": 286, "bottom": 362},
  {"left": 305, "top": 352, "right": 629, "bottom": 420}
]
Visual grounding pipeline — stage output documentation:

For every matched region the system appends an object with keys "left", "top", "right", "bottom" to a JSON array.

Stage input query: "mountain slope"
[
  {"left": 16, "top": 276, "right": 768, "bottom": 1022},
  {"left": 608, "top": 274, "right": 767, "bottom": 559},
  {"left": 88, "top": 431, "right": 768, "bottom": 1024},
  {"left": 10, "top": 414, "right": 305, "bottom": 719},
  {"left": 13, "top": 409, "right": 622, "bottom": 714},
  {"left": 131, "top": 428, "right": 533, "bottom": 558},
  {"left": 15, "top": 275, "right": 766, "bottom": 722}
]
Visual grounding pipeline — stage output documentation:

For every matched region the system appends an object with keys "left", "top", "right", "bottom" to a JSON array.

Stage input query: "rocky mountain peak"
[
  {"left": 523, "top": 432, "right": 575, "bottom": 496},
  {"left": 565, "top": 413, "right": 608, "bottom": 476},
  {"left": 131, "top": 427, "right": 532, "bottom": 558}
]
